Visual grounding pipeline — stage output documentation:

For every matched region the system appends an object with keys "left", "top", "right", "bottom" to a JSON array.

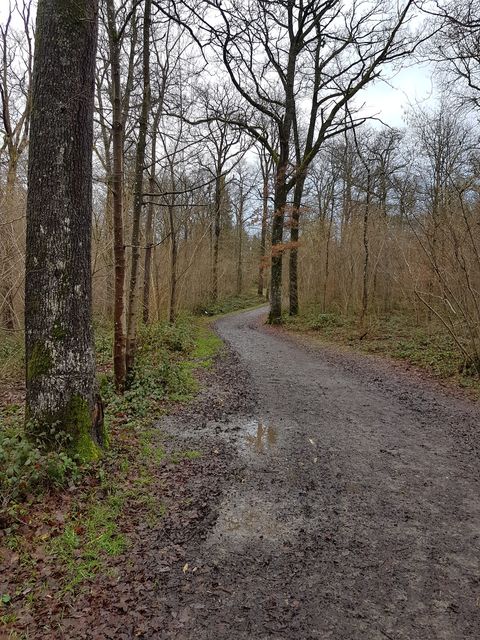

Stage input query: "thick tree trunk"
[
  {"left": 25, "top": 0, "right": 104, "bottom": 459},
  {"left": 289, "top": 174, "right": 306, "bottom": 316},
  {"left": 269, "top": 161, "right": 288, "bottom": 324},
  {"left": 269, "top": 64, "right": 295, "bottom": 324},
  {"left": 212, "top": 175, "right": 222, "bottom": 303},
  {"left": 125, "top": 0, "right": 151, "bottom": 381},
  {"left": 257, "top": 170, "right": 269, "bottom": 297},
  {"left": 106, "top": 0, "right": 126, "bottom": 393}
]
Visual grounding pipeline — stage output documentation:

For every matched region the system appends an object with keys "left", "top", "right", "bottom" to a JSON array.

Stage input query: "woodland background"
[{"left": 2, "top": 1, "right": 480, "bottom": 382}]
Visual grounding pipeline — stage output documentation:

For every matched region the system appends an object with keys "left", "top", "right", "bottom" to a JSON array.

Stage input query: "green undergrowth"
[
  {"left": 284, "top": 308, "right": 479, "bottom": 392},
  {"left": 1, "top": 315, "right": 222, "bottom": 626},
  {"left": 184, "top": 320, "right": 224, "bottom": 370},
  {"left": 0, "top": 331, "right": 24, "bottom": 386},
  {"left": 1, "top": 315, "right": 222, "bottom": 513},
  {"left": 48, "top": 492, "right": 128, "bottom": 593}
]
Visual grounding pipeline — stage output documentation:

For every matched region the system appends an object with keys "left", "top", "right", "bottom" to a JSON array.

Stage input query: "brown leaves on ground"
[{"left": 1, "top": 347, "right": 249, "bottom": 639}]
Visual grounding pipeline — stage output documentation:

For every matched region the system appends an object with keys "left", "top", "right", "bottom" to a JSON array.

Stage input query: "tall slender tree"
[
  {"left": 125, "top": 0, "right": 152, "bottom": 381},
  {"left": 0, "top": 1, "right": 33, "bottom": 329}
]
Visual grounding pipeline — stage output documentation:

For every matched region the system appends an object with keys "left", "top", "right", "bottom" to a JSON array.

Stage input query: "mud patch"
[
  {"left": 10, "top": 307, "right": 480, "bottom": 639},
  {"left": 245, "top": 420, "right": 279, "bottom": 453}
]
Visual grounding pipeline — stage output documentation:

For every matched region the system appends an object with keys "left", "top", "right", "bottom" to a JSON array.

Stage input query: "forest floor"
[
  {"left": 2, "top": 305, "right": 480, "bottom": 639},
  {"left": 282, "top": 309, "right": 480, "bottom": 397}
]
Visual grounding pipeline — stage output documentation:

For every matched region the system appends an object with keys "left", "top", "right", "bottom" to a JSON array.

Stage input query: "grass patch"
[
  {"left": 0, "top": 331, "right": 24, "bottom": 385},
  {"left": 183, "top": 322, "right": 224, "bottom": 370},
  {"left": 48, "top": 493, "right": 127, "bottom": 593},
  {"left": 284, "top": 309, "right": 479, "bottom": 392},
  {"left": 0, "top": 313, "right": 221, "bottom": 626},
  {"left": 170, "top": 449, "right": 202, "bottom": 464}
]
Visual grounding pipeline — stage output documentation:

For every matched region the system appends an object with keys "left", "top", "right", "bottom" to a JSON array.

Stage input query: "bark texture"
[
  {"left": 106, "top": 0, "right": 127, "bottom": 392},
  {"left": 288, "top": 174, "right": 306, "bottom": 316},
  {"left": 212, "top": 174, "right": 223, "bottom": 303},
  {"left": 25, "top": 0, "right": 104, "bottom": 459},
  {"left": 257, "top": 164, "right": 269, "bottom": 297},
  {"left": 269, "top": 159, "right": 289, "bottom": 324},
  {"left": 126, "top": 0, "right": 151, "bottom": 381}
]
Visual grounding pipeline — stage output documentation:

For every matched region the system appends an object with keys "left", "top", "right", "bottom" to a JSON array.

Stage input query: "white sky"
[
  {"left": 359, "top": 63, "right": 437, "bottom": 127},
  {"left": 0, "top": 3, "right": 439, "bottom": 129}
]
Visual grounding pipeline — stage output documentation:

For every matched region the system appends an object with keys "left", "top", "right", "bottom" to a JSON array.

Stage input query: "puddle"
[
  {"left": 206, "top": 493, "right": 301, "bottom": 545},
  {"left": 245, "top": 420, "right": 278, "bottom": 453}
]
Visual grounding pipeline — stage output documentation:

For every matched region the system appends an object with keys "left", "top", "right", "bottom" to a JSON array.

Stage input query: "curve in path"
[{"left": 199, "top": 306, "right": 480, "bottom": 640}]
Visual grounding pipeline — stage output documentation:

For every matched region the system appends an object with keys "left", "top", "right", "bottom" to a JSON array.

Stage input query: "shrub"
[
  {"left": 0, "top": 425, "right": 79, "bottom": 522},
  {"left": 305, "top": 312, "right": 344, "bottom": 330}
]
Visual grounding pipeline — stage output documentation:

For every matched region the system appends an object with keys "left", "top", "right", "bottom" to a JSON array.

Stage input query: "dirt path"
[
  {"left": 167, "top": 306, "right": 480, "bottom": 640},
  {"left": 36, "top": 306, "right": 480, "bottom": 639}
]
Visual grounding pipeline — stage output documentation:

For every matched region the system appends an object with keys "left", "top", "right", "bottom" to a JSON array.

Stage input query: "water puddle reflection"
[{"left": 246, "top": 421, "right": 278, "bottom": 453}]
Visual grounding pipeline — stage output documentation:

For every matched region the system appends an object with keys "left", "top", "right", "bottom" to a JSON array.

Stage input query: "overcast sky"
[
  {"left": 0, "top": 3, "right": 439, "bottom": 130},
  {"left": 359, "top": 63, "right": 437, "bottom": 127}
]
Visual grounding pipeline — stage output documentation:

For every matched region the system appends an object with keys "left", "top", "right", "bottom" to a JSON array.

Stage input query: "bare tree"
[
  {"left": 187, "top": 0, "right": 423, "bottom": 322},
  {"left": 0, "top": 0, "right": 33, "bottom": 329},
  {"left": 125, "top": 0, "right": 152, "bottom": 381},
  {"left": 231, "top": 160, "right": 257, "bottom": 296},
  {"left": 198, "top": 90, "right": 244, "bottom": 302},
  {"left": 103, "top": 0, "right": 139, "bottom": 392},
  {"left": 142, "top": 20, "right": 177, "bottom": 323},
  {"left": 425, "top": 0, "right": 480, "bottom": 108}
]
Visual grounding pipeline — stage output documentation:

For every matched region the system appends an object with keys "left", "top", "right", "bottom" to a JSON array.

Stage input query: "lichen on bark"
[{"left": 25, "top": 0, "right": 103, "bottom": 464}]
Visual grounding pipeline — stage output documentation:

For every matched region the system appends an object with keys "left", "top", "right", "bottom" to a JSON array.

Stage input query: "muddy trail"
[
  {"left": 38, "top": 306, "right": 480, "bottom": 639},
  {"left": 187, "top": 306, "right": 480, "bottom": 640}
]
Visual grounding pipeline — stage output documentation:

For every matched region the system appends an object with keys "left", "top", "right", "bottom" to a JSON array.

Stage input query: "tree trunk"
[
  {"left": 103, "top": 175, "right": 114, "bottom": 319},
  {"left": 25, "top": 0, "right": 104, "bottom": 459},
  {"left": 168, "top": 202, "right": 177, "bottom": 324},
  {"left": 360, "top": 171, "right": 371, "bottom": 325},
  {"left": 125, "top": 0, "right": 151, "bottom": 381},
  {"left": 142, "top": 128, "right": 158, "bottom": 324},
  {"left": 268, "top": 160, "right": 288, "bottom": 324},
  {"left": 106, "top": 0, "right": 126, "bottom": 393},
  {"left": 212, "top": 174, "right": 222, "bottom": 302},
  {"left": 289, "top": 174, "right": 306, "bottom": 316},
  {"left": 142, "top": 101, "right": 163, "bottom": 324},
  {"left": 257, "top": 169, "right": 269, "bottom": 297},
  {"left": 269, "top": 64, "right": 295, "bottom": 324}
]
